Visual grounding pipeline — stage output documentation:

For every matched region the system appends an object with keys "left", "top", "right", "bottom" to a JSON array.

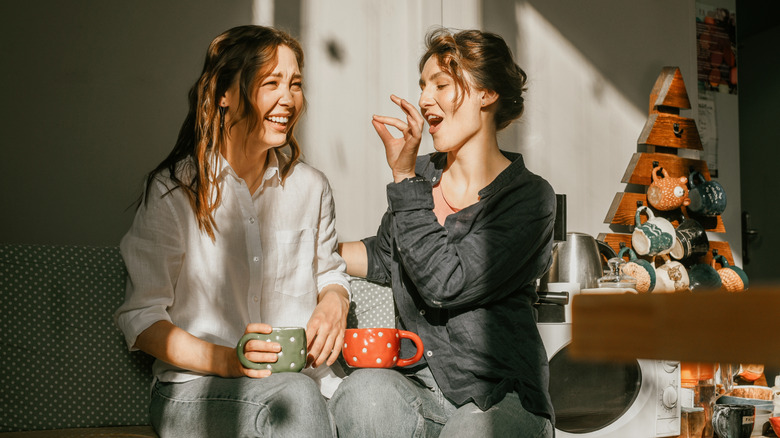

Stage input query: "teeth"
[
  {"left": 268, "top": 116, "right": 289, "bottom": 124},
  {"left": 426, "top": 114, "right": 443, "bottom": 124}
]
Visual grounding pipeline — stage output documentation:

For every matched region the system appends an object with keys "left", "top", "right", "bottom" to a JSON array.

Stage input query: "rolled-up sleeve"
[
  {"left": 114, "top": 179, "right": 184, "bottom": 351},
  {"left": 314, "top": 181, "right": 351, "bottom": 299}
]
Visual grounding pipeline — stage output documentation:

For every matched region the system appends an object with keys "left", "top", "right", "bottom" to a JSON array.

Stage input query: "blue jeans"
[
  {"left": 329, "top": 367, "right": 553, "bottom": 438},
  {"left": 150, "top": 374, "right": 335, "bottom": 437}
]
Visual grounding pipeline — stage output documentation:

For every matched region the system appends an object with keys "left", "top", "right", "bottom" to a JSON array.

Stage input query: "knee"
[{"left": 331, "top": 369, "right": 418, "bottom": 423}]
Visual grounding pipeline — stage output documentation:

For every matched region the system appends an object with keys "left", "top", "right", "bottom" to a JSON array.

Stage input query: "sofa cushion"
[
  {"left": 0, "top": 245, "right": 154, "bottom": 433},
  {"left": 0, "top": 244, "right": 396, "bottom": 434}
]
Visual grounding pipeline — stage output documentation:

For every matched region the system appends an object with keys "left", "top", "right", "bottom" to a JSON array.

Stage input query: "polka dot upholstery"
[
  {"left": 346, "top": 278, "right": 396, "bottom": 329},
  {"left": 0, "top": 244, "right": 155, "bottom": 434},
  {"left": 0, "top": 244, "right": 396, "bottom": 434}
]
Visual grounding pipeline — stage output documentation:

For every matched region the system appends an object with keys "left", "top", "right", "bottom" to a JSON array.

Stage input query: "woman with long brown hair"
[
  {"left": 331, "top": 28, "right": 555, "bottom": 437},
  {"left": 115, "top": 25, "right": 348, "bottom": 437}
]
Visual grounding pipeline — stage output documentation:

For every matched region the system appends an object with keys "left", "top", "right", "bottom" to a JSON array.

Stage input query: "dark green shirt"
[{"left": 363, "top": 151, "right": 556, "bottom": 422}]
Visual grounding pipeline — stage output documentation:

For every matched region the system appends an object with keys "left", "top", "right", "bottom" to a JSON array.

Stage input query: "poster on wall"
[{"left": 696, "top": 4, "right": 737, "bottom": 95}]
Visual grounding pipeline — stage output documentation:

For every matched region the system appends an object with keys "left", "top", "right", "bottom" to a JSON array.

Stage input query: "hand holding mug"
[{"left": 237, "top": 326, "right": 307, "bottom": 373}]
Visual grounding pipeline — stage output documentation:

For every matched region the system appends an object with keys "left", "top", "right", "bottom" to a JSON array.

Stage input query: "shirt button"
[
  {"left": 426, "top": 351, "right": 433, "bottom": 357},
  {"left": 253, "top": 256, "right": 260, "bottom": 262},
  {"left": 249, "top": 217, "right": 255, "bottom": 224},
  {"left": 253, "top": 295, "right": 259, "bottom": 302},
  {"left": 432, "top": 176, "right": 437, "bottom": 182},
  {"left": 419, "top": 310, "right": 426, "bottom": 316}
]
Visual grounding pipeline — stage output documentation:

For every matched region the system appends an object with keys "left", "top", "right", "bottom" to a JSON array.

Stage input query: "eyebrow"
[
  {"left": 419, "top": 71, "right": 447, "bottom": 87},
  {"left": 266, "top": 72, "right": 303, "bottom": 80}
]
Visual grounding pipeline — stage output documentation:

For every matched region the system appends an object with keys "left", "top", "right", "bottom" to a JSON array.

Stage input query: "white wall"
[
  {"left": 298, "top": 0, "right": 480, "bottom": 241},
  {"left": 1, "top": 0, "right": 741, "bottom": 265}
]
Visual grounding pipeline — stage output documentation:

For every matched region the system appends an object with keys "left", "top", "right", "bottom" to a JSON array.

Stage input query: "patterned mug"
[
  {"left": 342, "top": 328, "right": 424, "bottom": 368},
  {"left": 687, "top": 171, "right": 727, "bottom": 217},
  {"left": 669, "top": 218, "right": 709, "bottom": 261},
  {"left": 688, "top": 263, "right": 723, "bottom": 292},
  {"left": 653, "top": 255, "right": 690, "bottom": 293},
  {"left": 712, "top": 254, "right": 749, "bottom": 292},
  {"left": 617, "top": 246, "right": 656, "bottom": 293},
  {"left": 646, "top": 166, "right": 690, "bottom": 211},
  {"left": 632, "top": 206, "right": 676, "bottom": 256},
  {"left": 237, "top": 327, "right": 307, "bottom": 373}
]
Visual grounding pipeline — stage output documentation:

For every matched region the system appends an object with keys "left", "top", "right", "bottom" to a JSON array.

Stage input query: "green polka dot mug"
[
  {"left": 342, "top": 328, "right": 424, "bottom": 368},
  {"left": 237, "top": 327, "right": 307, "bottom": 373}
]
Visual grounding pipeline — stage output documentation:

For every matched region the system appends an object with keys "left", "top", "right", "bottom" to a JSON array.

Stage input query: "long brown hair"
[
  {"left": 420, "top": 28, "right": 527, "bottom": 130},
  {"left": 145, "top": 25, "right": 305, "bottom": 240}
]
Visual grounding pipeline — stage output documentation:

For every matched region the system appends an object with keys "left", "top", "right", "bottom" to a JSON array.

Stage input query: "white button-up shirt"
[{"left": 115, "top": 150, "right": 350, "bottom": 396}]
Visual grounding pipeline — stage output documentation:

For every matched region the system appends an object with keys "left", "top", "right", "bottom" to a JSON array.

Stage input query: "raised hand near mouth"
[{"left": 371, "top": 94, "right": 425, "bottom": 183}]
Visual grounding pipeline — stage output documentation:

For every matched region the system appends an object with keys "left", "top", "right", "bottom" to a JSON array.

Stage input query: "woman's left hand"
[
  {"left": 372, "top": 94, "right": 425, "bottom": 183},
  {"left": 305, "top": 284, "right": 349, "bottom": 368}
]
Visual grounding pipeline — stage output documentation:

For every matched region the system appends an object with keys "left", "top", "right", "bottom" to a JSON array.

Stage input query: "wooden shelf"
[
  {"left": 648, "top": 66, "right": 692, "bottom": 114},
  {"left": 569, "top": 287, "right": 780, "bottom": 366},
  {"left": 621, "top": 152, "right": 711, "bottom": 185},
  {"left": 603, "top": 192, "right": 726, "bottom": 233},
  {"left": 597, "top": 232, "right": 734, "bottom": 266},
  {"left": 637, "top": 113, "right": 703, "bottom": 150}
]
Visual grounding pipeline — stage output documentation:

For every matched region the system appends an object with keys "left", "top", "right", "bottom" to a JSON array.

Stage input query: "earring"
[{"left": 218, "top": 106, "right": 226, "bottom": 129}]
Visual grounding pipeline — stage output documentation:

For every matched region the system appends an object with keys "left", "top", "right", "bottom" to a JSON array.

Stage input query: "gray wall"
[{"left": 1, "top": 1, "right": 253, "bottom": 246}]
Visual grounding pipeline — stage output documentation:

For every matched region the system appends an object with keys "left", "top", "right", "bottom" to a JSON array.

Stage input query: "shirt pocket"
[{"left": 273, "top": 228, "right": 317, "bottom": 297}]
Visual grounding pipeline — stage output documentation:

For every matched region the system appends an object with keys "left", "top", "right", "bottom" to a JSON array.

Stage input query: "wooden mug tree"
[{"left": 598, "top": 66, "right": 734, "bottom": 267}]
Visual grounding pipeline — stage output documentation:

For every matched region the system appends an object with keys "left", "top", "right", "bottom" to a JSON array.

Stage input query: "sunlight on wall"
[{"left": 513, "top": 2, "right": 646, "bottom": 238}]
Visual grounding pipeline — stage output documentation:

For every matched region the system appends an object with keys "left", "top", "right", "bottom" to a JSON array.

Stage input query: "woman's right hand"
[
  {"left": 372, "top": 94, "right": 424, "bottom": 183},
  {"left": 227, "top": 322, "right": 281, "bottom": 378}
]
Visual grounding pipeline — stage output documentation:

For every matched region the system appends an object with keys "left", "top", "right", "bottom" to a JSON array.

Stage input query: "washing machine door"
[{"left": 539, "top": 323, "right": 643, "bottom": 435}]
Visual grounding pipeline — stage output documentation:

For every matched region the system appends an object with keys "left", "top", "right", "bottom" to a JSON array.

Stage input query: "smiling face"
[
  {"left": 418, "top": 56, "right": 487, "bottom": 153},
  {"left": 222, "top": 45, "right": 304, "bottom": 153}
]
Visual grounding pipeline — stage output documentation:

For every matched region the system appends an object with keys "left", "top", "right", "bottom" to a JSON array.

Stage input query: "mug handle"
[
  {"left": 396, "top": 330, "right": 425, "bottom": 367},
  {"left": 237, "top": 332, "right": 274, "bottom": 370}
]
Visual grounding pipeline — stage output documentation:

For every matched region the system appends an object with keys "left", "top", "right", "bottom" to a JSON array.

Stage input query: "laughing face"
[
  {"left": 222, "top": 44, "right": 304, "bottom": 153},
  {"left": 418, "top": 56, "right": 486, "bottom": 153}
]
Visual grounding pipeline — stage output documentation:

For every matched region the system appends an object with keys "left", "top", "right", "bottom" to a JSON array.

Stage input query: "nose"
[
  {"left": 278, "top": 85, "right": 294, "bottom": 106},
  {"left": 419, "top": 86, "right": 434, "bottom": 109}
]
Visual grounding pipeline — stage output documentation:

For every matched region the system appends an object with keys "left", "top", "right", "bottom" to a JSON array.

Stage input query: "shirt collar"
[{"left": 215, "top": 149, "right": 283, "bottom": 186}]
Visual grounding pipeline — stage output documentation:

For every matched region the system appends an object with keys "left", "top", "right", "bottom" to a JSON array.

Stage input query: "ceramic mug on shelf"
[
  {"left": 632, "top": 206, "right": 676, "bottom": 256},
  {"left": 687, "top": 171, "right": 727, "bottom": 217},
  {"left": 617, "top": 246, "right": 656, "bottom": 293},
  {"left": 237, "top": 327, "right": 307, "bottom": 373},
  {"left": 712, "top": 254, "right": 749, "bottom": 292},
  {"left": 688, "top": 263, "right": 723, "bottom": 292},
  {"left": 653, "top": 255, "right": 690, "bottom": 293},
  {"left": 670, "top": 218, "right": 709, "bottom": 261},
  {"left": 646, "top": 166, "right": 690, "bottom": 211},
  {"left": 712, "top": 404, "right": 755, "bottom": 438},
  {"left": 342, "top": 328, "right": 424, "bottom": 368}
]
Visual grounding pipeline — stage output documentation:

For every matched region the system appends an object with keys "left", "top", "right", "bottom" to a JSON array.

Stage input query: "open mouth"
[
  {"left": 426, "top": 114, "right": 443, "bottom": 132},
  {"left": 426, "top": 114, "right": 443, "bottom": 125},
  {"left": 266, "top": 115, "right": 290, "bottom": 127}
]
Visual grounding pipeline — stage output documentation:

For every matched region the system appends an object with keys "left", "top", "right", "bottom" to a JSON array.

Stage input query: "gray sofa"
[{"left": 0, "top": 244, "right": 394, "bottom": 437}]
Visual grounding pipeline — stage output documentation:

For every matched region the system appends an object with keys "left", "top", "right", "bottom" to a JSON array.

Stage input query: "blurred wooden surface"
[{"left": 569, "top": 287, "right": 780, "bottom": 366}]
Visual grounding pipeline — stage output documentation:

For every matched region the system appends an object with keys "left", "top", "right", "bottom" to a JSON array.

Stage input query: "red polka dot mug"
[{"left": 342, "top": 328, "right": 424, "bottom": 368}]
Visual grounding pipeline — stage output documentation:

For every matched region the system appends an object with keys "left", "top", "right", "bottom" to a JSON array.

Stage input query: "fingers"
[{"left": 244, "top": 322, "right": 272, "bottom": 335}]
